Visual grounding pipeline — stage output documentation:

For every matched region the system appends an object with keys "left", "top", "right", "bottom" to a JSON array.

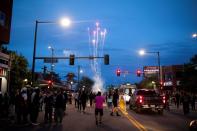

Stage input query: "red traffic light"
[
  {"left": 136, "top": 69, "right": 141, "bottom": 77},
  {"left": 48, "top": 80, "right": 52, "bottom": 84},
  {"left": 160, "top": 81, "right": 163, "bottom": 86},
  {"left": 48, "top": 80, "right": 53, "bottom": 88},
  {"left": 116, "top": 69, "right": 121, "bottom": 76}
]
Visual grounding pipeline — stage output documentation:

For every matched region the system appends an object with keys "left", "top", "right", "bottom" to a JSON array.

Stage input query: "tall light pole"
[
  {"left": 78, "top": 65, "right": 83, "bottom": 83},
  {"left": 139, "top": 49, "right": 161, "bottom": 83},
  {"left": 31, "top": 18, "right": 71, "bottom": 86},
  {"left": 48, "top": 46, "right": 55, "bottom": 72},
  {"left": 48, "top": 46, "right": 55, "bottom": 82}
]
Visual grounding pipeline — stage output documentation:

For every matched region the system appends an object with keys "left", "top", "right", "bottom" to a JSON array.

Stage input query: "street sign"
[{"left": 44, "top": 58, "right": 58, "bottom": 63}]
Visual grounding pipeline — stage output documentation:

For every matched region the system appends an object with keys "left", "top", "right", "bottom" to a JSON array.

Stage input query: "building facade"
[
  {"left": 0, "top": 0, "right": 13, "bottom": 94},
  {"left": 162, "top": 65, "right": 184, "bottom": 91},
  {"left": 143, "top": 65, "right": 184, "bottom": 91}
]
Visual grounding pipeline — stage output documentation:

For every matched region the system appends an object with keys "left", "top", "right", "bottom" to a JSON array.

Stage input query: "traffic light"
[
  {"left": 69, "top": 54, "right": 75, "bottom": 65},
  {"left": 160, "top": 81, "right": 163, "bottom": 86},
  {"left": 104, "top": 54, "right": 109, "bottom": 65},
  {"left": 136, "top": 69, "right": 141, "bottom": 77},
  {"left": 116, "top": 69, "right": 121, "bottom": 76},
  {"left": 48, "top": 80, "right": 53, "bottom": 88}
]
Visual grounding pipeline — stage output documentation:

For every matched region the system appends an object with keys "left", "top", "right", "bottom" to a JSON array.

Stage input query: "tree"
[
  {"left": 138, "top": 76, "right": 158, "bottom": 89},
  {"left": 76, "top": 76, "right": 94, "bottom": 93},
  {"left": 43, "top": 72, "right": 61, "bottom": 83},
  {"left": 10, "top": 52, "right": 29, "bottom": 90},
  {"left": 180, "top": 54, "right": 197, "bottom": 92}
]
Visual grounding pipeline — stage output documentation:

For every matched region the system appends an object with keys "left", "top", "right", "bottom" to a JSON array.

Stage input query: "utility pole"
[
  {"left": 31, "top": 20, "right": 38, "bottom": 86},
  {"left": 78, "top": 65, "right": 80, "bottom": 83}
]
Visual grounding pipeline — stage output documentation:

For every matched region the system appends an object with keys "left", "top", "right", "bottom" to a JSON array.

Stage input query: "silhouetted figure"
[
  {"left": 191, "top": 94, "right": 196, "bottom": 111},
  {"left": 183, "top": 92, "right": 190, "bottom": 115},
  {"left": 44, "top": 91, "right": 53, "bottom": 123},
  {"left": 15, "top": 90, "right": 23, "bottom": 124},
  {"left": 175, "top": 92, "right": 180, "bottom": 109},
  {"left": 63, "top": 91, "right": 68, "bottom": 112},
  {"left": 30, "top": 88, "right": 40, "bottom": 125},
  {"left": 54, "top": 90, "right": 65, "bottom": 124},
  {"left": 74, "top": 92, "right": 79, "bottom": 108},
  {"left": 3, "top": 93, "right": 9, "bottom": 117},
  {"left": 89, "top": 92, "right": 94, "bottom": 107},
  {"left": 80, "top": 90, "right": 87, "bottom": 113},
  {"left": 21, "top": 88, "right": 28, "bottom": 124},
  {"left": 111, "top": 89, "right": 120, "bottom": 116},
  {"left": 78, "top": 91, "right": 82, "bottom": 111}
]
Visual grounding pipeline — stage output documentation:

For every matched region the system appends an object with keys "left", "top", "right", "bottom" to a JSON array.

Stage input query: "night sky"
[{"left": 8, "top": 0, "right": 197, "bottom": 85}]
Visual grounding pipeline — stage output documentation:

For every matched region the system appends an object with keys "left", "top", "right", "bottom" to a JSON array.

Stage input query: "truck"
[
  {"left": 129, "top": 89, "right": 165, "bottom": 114},
  {"left": 119, "top": 83, "right": 136, "bottom": 103}
]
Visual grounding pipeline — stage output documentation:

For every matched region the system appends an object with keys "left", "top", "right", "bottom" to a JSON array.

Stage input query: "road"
[
  {"left": 1, "top": 103, "right": 196, "bottom": 131},
  {"left": 125, "top": 106, "right": 195, "bottom": 131}
]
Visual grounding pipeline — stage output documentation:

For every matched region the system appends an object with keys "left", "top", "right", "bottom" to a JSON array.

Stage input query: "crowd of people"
[
  {"left": 0, "top": 87, "right": 123, "bottom": 126},
  {"left": 164, "top": 91, "right": 196, "bottom": 115},
  {"left": 1, "top": 86, "right": 197, "bottom": 127},
  {"left": 0, "top": 87, "right": 68, "bottom": 125}
]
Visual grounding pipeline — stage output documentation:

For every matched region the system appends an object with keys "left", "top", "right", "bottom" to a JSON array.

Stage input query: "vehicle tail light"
[
  {"left": 162, "top": 96, "right": 166, "bottom": 104},
  {"left": 139, "top": 96, "right": 143, "bottom": 103}
]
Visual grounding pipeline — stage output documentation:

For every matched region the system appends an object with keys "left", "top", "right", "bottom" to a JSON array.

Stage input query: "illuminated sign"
[
  {"left": 163, "top": 81, "right": 173, "bottom": 86},
  {"left": 143, "top": 66, "right": 159, "bottom": 77},
  {"left": 144, "top": 66, "right": 159, "bottom": 73}
]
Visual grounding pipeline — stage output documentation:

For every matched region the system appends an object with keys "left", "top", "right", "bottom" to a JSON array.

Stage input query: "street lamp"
[
  {"left": 192, "top": 33, "right": 197, "bottom": 38},
  {"left": 31, "top": 18, "right": 71, "bottom": 86},
  {"left": 139, "top": 50, "right": 145, "bottom": 56},
  {"left": 60, "top": 18, "right": 71, "bottom": 27},
  {"left": 139, "top": 49, "right": 161, "bottom": 83}
]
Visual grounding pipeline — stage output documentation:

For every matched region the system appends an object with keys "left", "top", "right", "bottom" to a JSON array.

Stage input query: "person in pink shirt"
[{"left": 95, "top": 91, "right": 105, "bottom": 125}]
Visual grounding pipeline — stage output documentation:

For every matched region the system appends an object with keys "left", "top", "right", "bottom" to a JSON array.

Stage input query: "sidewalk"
[{"left": 168, "top": 103, "right": 197, "bottom": 119}]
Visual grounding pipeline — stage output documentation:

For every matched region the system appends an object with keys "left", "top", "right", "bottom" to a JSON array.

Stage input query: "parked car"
[{"left": 129, "top": 89, "right": 165, "bottom": 114}]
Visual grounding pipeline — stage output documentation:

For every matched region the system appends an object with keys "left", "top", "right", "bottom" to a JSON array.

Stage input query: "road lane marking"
[{"left": 120, "top": 109, "right": 147, "bottom": 131}]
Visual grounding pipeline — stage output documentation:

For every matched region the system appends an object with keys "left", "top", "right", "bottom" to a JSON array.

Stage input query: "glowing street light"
[
  {"left": 80, "top": 69, "right": 83, "bottom": 73},
  {"left": 60, "top": 18, "right": 71, "bottom": 27},
  {"left": 48, "top": 46, "right": 52, "bottom": 49},
  {"left": 139, "top": 49, "right": 146, "bottom": 56},
  {"left": 192, "top": 33, "right": 197, "bottom": 38}
]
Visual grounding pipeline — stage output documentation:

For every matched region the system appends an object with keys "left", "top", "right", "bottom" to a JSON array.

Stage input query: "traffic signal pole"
[{"left": 31, "top": 21, "right": 38, "bottom": 86}]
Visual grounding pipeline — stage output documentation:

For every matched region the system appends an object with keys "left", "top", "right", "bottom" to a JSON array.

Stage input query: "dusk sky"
[{"left": 8, "top": 0, "right": 197, "bottom": 85}]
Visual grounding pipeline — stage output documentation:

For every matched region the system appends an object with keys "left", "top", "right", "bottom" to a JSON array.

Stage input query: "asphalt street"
[{"left": 1, "top": 103, "right": 196, "bottom": 131}]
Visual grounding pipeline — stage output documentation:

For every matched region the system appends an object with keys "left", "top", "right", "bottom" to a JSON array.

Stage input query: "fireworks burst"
[{"left": 88, "top": 22, "right": 107, "bottom": 92}]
